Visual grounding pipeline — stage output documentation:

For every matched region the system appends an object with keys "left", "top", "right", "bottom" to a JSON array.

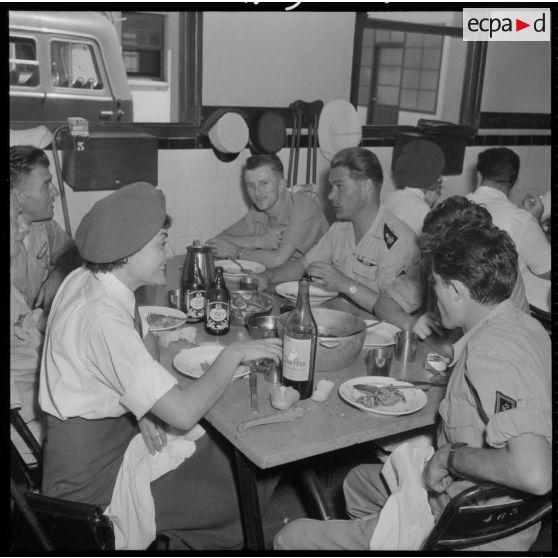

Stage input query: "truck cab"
[{"left": 10, "top": 11, "right": 133, "bottom": 129}]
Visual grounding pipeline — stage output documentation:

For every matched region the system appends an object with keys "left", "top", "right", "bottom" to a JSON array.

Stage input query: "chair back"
[{"left": 421, "top": 482, "right": 552, "bottom": 550}]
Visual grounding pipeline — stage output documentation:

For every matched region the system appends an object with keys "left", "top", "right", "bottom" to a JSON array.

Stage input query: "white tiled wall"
[{"left": 51, "top": 143, "right": 551, "bottom": 256}]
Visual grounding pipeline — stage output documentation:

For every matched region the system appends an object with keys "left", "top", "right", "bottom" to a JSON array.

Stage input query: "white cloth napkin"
[
  {"left": 105, "top": 431, "right": 199, "bottom": 550},
  {"left": 369, "top": 442, "right": 435, "bottom": 550}
]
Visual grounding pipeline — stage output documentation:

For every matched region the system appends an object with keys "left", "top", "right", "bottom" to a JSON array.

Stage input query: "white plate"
[
  {"left": 139, "top": 306, "right": 187, "bottom": 332},
  {"left": 339, "top": 376, "right": 427, "bottom": 416},
  {"left": 173, "top": 345, "right": 250, "bottom": 380},
  {"left": 275, "top": 281, "right": 338, "bottom": 306},
  {"left": 364, "top": 322, "right": 401, "bottom": 347},
  {"left": 215, "top": 259, "right": 265, "bottom": 277}
]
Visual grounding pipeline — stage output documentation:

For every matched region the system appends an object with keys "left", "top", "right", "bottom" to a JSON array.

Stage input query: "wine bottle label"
[
  {"left": 185, "top": 290, "right": 205, "bottom": 320},
  {"left": 282, "top": 335, "right": 312, "bottom": 381},
  {"left": 206, "top": 301, "right": 230, "bottom": 331}
]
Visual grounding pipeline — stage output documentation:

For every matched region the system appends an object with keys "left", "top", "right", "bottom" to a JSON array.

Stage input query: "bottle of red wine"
[
  {"left": 281, "top": 275, "right": 317, "bottom": 399},
  {"left": 183, "top": 259, "right": 206, "bottom": 323},
  {"left": 205, "top": 266, "right": 230, "bottom": 335}
]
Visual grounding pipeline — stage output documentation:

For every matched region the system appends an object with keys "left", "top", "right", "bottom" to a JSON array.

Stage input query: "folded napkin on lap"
[{"left": 370, "top": 442, "right": 435, "bottom": 551}]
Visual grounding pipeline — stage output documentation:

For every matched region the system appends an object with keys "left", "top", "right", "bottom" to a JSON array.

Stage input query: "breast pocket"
[
  {"left": 439, "top": 398, "right": 486, "bottom": 447},
  {"left": 351, "top": 244, "right": 381, "bottom": 285}
]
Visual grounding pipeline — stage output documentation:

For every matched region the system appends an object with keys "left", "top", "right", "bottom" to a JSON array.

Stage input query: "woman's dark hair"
[
  {"left": 330, "top": 147, "right": 383, "bottom": 188},
  {"left": 431, "top": 221, "right": 518, "bottom": 305},
  {"left": 85, "top": 214, "right": 172, "bottom": 273}
]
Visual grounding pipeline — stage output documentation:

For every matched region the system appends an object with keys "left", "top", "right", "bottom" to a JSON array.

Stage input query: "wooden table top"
[{"left": 149, "top": 255, "right": 449, "bottom": 470}]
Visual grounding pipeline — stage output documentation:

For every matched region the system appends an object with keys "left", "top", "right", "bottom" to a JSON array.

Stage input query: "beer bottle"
[
  {"left": 183, "top": 259, "right": 206, "bottom": 323},
  {"left": 281, "top": 275, "right": 317, "bottom": 399},
  {"left": 205, "top": 266, "right": 230, "bottom": 335}
]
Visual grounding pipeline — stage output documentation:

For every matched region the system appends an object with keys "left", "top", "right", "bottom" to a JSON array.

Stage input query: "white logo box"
[{"left": 463, "top": 9, "right": 550, "bottom": 41}]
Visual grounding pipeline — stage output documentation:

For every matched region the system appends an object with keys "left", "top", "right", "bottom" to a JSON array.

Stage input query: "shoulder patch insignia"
[
  {"left": 495, "top": 391, "right": 517, "bottom": 413},
  {"left": 383, "top": 224, "right": 398, "bottom": 249}
]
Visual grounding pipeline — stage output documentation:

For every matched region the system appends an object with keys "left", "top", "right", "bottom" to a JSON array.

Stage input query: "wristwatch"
[
  {"left": 447, "top": 442, "right": 468, "bottom": 479},
  {"left": 348, "top": 281, "right": 358, "bottom": 296}
]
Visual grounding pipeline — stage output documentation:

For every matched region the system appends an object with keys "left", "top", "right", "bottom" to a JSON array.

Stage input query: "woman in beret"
[{"left": 38, "top": 182, "right": 282, "bottom": 550}]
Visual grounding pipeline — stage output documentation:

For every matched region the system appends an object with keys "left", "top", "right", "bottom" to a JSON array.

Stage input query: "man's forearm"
[
  {"left": 374, "top": 293, "right": 415, "bottom": 330},
  {"left": 266, "top": 258, "right": 306, "bottom": 284},
  {"left": 450, "top": 434, "right": 551, "bottom": 495},
  {"left": 337, "top": 276, "right": 381, "bottom": 313},
  {"left": 216, "top": 233, "right": 260, "bottom": 249}
]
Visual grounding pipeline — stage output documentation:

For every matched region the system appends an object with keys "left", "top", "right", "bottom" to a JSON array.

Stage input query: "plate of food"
[
  {"left": 139, "top": 306, "right": 187, "bottom": 332},
  {"left": 215, "top": 259, "right": 265, "bottom": 278},
  {"left": 339, "top": 376, "right": 427, "bottom": 416},
  {"left": 275, "top": 281, "right": 338, "bottom": 306},
  {"left": 173, "top": 345, "right": 250, "bottom": 380},
  {"left": 364, "top": 321, "right": 401, "bottom": 347}
]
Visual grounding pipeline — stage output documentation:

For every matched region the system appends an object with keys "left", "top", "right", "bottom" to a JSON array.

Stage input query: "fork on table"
[{"left": 200, "top": 361, "right": 210, "bottom": 374}]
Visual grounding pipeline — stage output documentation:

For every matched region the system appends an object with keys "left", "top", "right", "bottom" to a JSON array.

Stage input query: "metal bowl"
[
  {"left": 230, "top": 290, "right": 274, "bottom": 326},
  {"left": 247, "top": 315, "right": 279, "bottom": 339},
  {"left": 278, "top": 308, "right": 366, "bottom": 372}
]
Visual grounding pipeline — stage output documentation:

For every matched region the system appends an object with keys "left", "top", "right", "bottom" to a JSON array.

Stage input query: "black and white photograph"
[{"left": 9, "top": 4, "right": 552, "bottom": 553}]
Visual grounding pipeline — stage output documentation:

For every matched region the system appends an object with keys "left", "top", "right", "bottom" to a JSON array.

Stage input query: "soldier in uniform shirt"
[{"left": 259, "top": 147, "right": 422, "bottom": 314}]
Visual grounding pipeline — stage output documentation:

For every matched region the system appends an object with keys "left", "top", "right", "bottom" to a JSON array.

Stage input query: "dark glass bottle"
[
  {"left": 183, "top": 259, "right": 206, "bottom": 323},
  {"left": 281, "top": 275, "right": 317, "bottom": 399},
  {"left": 205, "top": 266, "right": 230, "bottom": 335}
]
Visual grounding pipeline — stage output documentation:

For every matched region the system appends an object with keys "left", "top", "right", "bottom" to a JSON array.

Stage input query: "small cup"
[
  {"left": 239, "top": 275, "right": 259, "bottom": 291},
  {"left": 167, "top": 288, "right": 183, "bottom": 310},
  {"left": 394, "top": 331, "right": 419, "bottom": 363},
  {"left": 367, "top": 347, "right": 393, "bottom": 376},
  {"left": 254, "top": 358, "right": 282, "bottom": 384}
]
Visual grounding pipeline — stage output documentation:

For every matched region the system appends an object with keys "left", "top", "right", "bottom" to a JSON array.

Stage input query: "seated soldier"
[
  {"left": 274, "top": 220, "right": 551, "bottom": 551},
  {"left": 259, "top": 147, "right": 422, "bottom": 315},
  {"left": 10, "top": 145, "right": 81, "bottom": 315},
  {"left": 383, "top": 139, "right": 446, "bottom": 237},
  {"left": 10, "top": 190, "right": 45, "bottom": 460},
  {"left": 39, "top": 182, "right": 281, "bottom": 550},
  {"left": 374, "top": 196, "right": 530, "bottom": 342},
  {"left": 207, "top": 153, "right": 329, "bottom": 268}
]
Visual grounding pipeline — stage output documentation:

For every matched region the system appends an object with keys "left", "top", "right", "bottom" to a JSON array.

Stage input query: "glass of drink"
[
  {"left": 167, "top": 288, "right": 182, "bottom": 310},
  {"left": 367, "top": 347, "right": 393, "bottom": 376},
  {"left": 239, "top": 275, "right": 259, "bottom": 291},
  {"left": 394, "top": 331, "right": 419, "bottom": 363}
]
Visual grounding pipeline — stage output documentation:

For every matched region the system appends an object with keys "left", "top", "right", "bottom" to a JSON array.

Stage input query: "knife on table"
[{"left": 238, "top": 407, "right": 303, "bottom": 432}]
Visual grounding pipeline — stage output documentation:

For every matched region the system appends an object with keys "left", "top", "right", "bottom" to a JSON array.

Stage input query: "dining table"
[{"left": 138, "top": 255, "right": 458, "bottom": 550}]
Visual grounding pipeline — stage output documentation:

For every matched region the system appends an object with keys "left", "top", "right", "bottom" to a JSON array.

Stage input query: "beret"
[
  {"left": 76, "top": 182, "right": 166, "bottom": 263},
  {"left": 394, "top": 139, "right": 445, "bottom": 189}
]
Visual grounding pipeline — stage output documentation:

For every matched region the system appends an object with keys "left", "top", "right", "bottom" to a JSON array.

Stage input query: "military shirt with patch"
[{"left": 303, "top": 204, "right": 422, "bottom": 313}]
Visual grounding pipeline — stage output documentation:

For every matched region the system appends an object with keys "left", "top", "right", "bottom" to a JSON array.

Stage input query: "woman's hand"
[
  {"left": 138, "top": 414, "right": 168, "bottom": 455},
  {"left": 225, "top": 338, "right": 283, "bottom": 366}
]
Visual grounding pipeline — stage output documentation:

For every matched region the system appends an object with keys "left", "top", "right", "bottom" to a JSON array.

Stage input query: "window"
[
  {"left": 51, "top": 40, "right": 104, "bottom": 90},
  {"left": 351, "top": 13, "right": 486, "bottom": 131},
  {"left": 121, "top": 12, "right": 165, "bottom": 80},
  {"left": 9, "top": 36, "right": 39, "bottom": 87}
]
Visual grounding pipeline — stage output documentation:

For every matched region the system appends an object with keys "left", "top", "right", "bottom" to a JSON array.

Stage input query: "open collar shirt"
[
  {"left": 39, "top": 267, "right": 177, "bottom": 421},
  {"left": 383, "top": 187, "right": 430, "bottom": 237},
  {"left": 303, "top": 204, "right": 422, "bottom": 313}
]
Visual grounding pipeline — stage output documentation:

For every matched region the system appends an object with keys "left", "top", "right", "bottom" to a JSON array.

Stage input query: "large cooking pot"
[{"left": 278, "top": 308, "right": 366, "bottom": 372}]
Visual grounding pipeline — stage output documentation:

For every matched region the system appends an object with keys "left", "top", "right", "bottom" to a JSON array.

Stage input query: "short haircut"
[
  {"left": 10, "top": 145, "right": 50, "bottom": 190},
  {"left": 330, "top": 147, "right": 383, "bottom": 188},
  {"left": 421, "top": 196, "right": 492, "bottom": 252},
  {"left": 85, "top": 214, "right": 172, "bottom": 273},
  {"left": 477, "top": 147, "right": 520, "bottom": 186},
  {"left": 245, "top": 153, "right": 284, "bottom": 176},
  {"left": 430, "top": 221, "right": 518, "bottom": 305}
]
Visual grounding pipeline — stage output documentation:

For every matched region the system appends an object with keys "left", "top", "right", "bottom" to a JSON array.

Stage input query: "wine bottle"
[
  {"left": 183, "top": 259, "right": 206, "bottom": 323},
  {"left": 281, "top": 275, "right": 317, "bottom": 399},
  {"left": 205, "top": 266, "right": 230, "bottom": 335}
]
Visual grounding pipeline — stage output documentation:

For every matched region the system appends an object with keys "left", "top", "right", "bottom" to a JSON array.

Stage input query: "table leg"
[{"left": 233, "top": 447, "right": 265, "bottom": 550}]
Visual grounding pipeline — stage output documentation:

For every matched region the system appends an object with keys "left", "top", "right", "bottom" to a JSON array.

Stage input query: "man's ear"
[
  {"left": 14, "top": 188, "right": 25, "bottom": 204},
  {"left": 279, "top": 176, "right": 287, "bottom": 191},
  {"left": 451, "top": 279, "right": 469, "bottom": 302}
]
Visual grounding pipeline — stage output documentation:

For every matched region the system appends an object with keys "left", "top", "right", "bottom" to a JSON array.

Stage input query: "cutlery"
[
  {"left": 200, "top": 361, "right": 210, "bottom": 374},
  {"left": 237, "top": 407, "right": 303, "bottom": 432},
  {"left": 248, "top": 363, "right": 259, "bottom": 414},
  {"left": 227, "top": 256, "right": 252, "bottom": 276},
  {"left": 354, "top": 383, "right": 431, "bottom": 392}
]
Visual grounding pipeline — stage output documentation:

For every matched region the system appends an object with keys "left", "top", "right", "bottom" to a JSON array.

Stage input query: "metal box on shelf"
[{"left": 61, "top": 131, "right": 158, "bottom": 191}]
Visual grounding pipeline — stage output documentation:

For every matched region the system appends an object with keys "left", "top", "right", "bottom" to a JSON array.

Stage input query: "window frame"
[
  {"left": 350, "top": 12, "right": 487, "bottom": 138},
  {"left": 9, "top": 34, "right": 41, "bottom": 89}
]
